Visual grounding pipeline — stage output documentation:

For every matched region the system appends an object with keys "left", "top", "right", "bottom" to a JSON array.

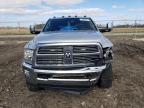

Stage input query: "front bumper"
[{"left": 22, "top": 62, "right": 106, "bottom": 87}]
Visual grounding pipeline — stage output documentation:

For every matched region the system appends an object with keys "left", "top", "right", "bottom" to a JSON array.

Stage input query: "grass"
[
  {"left": 112, "top": 28, "right": 144, "bottom": 33},
  {"left": 0, "top": 28, "right": 31, "bottom": 35}
]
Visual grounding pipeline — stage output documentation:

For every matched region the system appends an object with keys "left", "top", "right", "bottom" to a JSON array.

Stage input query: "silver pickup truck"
[{"left": 22, "top": 16, "right": 113, "bottom": 91}]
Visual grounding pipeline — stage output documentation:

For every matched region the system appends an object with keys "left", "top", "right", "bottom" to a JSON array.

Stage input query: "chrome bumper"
[{"left": 22, "top": 62, "right": 106, "bottom": 86}]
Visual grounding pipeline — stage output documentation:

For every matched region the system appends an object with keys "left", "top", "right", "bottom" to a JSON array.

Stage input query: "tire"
[
  {"left": 98, "top": 63, "right": 113, "bottom": 88},
  {"left": 26, "top": 82, "right": 39, "bottom": 91}
]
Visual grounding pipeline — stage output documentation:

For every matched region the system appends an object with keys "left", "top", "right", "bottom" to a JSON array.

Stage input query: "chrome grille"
[
  {"left": 38, "top": 46, "right": 63, "bottom": 54},
  {"left": 73, "top": 55, "right": 100, "bottom": 64},
  {"left": 73, "top": 45, "right": 99, "bottom": 54},
  {"left": 36, "top": 56, "right": 63, "bottom": 65},
  {"left": 35, "top": 44, "right": 102, "bottom": 66}
]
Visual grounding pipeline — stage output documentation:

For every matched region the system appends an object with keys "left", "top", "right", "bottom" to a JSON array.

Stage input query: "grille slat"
[
  {"left": 73, "top": 55, "right": 100, "bottom": 64},
  {"left": 37, "top": 60, "right": 63, "bottom": 65},
  {"left": 73, "top": 45, "right": 99, "bottom": 54},
  {"left": 36, "top": 45, "right": 101, "bottom": 66},
  {"left": 38, "top": 46, "right": 63, "bottom": 54},
  {"left": 36, "top": 55, "right": 63, "bottom": 65}
]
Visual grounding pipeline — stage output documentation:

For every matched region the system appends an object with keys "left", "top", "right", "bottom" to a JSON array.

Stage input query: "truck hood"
[{"left": 26, "top": 31, "right": 113, "bottom": 49}]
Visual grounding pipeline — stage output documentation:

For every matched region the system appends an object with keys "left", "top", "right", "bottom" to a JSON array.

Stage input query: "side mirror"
[
  {"left": 99, "top": 23, "right": 113, "bottom": 33},
  {"left": 30, "top": 25, "right": 41, "bottom": 34}
]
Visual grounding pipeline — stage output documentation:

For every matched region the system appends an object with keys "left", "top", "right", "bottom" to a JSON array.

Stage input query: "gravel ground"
[{"left": 0, "top": 35, "right": 144, "bottom": 108}]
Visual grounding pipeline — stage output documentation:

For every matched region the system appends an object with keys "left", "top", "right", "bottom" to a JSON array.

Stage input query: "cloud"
[
  {"left": 41, "top": 8, "right": 105, "bottom": 16},
  {"left": 0, "top": 7, "right": 41, "bottom": 15},
  {"left": 108, "top": 15, "right": 144, "bottom": 20},
  {"left": 0, "top": 0, "right": 84, "bottom": 7},
  {"left": 43, "top": 0, "right": 84, "bottom": 6},
  {"left": 0, "top": 0, "right": 105, "bottom": 18},
  {"left": 109, "top": 15, "right": 133, "bottom": 20},
  {"left": 112, "top": 5, "right": 125, "bottom": 9},
  {"left": 0, "top": 7, "right": 105, "bottom": 18},
  {"left": 0, "top": 0, "right": 38, "bottom": 7},
  {"left": 128, "top": 8, "right": 144, "bottom": 13}
]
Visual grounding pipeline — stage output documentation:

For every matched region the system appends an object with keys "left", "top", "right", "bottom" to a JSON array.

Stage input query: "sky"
[{"left": 0, "top": 0, "right": 144, "bottom": 22}]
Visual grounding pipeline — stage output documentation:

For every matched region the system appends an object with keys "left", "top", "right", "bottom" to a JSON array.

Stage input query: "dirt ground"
[{"left": 0, "top": 35, "right": 144, "bottom": 108}]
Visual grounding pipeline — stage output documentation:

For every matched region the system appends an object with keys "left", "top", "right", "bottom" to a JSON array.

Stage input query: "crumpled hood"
[{"left": 26, "top": 31, "right": 113, "bottom": 49}]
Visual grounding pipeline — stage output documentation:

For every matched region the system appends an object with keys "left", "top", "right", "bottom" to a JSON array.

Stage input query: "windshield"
[{"left": 43, "top": 18, "right": 97, "bottom": 32}]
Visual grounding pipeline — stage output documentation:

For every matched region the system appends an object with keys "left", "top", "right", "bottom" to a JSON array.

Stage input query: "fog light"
[{"left": 24, "top": 70, "right": 30, "bottom": 77}]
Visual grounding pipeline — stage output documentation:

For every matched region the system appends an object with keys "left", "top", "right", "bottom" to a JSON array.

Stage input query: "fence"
[
  {"left": 0, "top": 20, "right": 144, "bottom": 35},
  {"left": 0, "top": 21, "right": 44, "bottom": 35},
  {"left": 96, "top": 20, "right": 144, "bottom": 34}
]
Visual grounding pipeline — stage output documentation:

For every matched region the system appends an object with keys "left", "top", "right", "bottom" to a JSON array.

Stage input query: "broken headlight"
[{"left": 103, "top": 47, "right": 113, "bottom": 60}]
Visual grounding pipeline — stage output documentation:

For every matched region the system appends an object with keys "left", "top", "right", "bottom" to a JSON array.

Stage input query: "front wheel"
[
  {"left": 98, "top": 63, "right": 113, "bottom": 88},
  {"left": 26, "top": 82, "right": 39, "bottom": 91}
]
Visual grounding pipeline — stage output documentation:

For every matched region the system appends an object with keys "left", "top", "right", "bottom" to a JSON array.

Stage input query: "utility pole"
[
  {"left": 18, "top": 22, "right": 20, "bottom": 33},
  {"left": 134, "top": 20, "right": 137, "bottom": 39}
]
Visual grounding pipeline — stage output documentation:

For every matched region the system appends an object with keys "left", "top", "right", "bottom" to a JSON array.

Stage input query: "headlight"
[
  {"left": 24, "top": 49, "right": 33, "bottom": 64},
  {"left": 103, "top": 47, "right": 113, "bottom": 59}
]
